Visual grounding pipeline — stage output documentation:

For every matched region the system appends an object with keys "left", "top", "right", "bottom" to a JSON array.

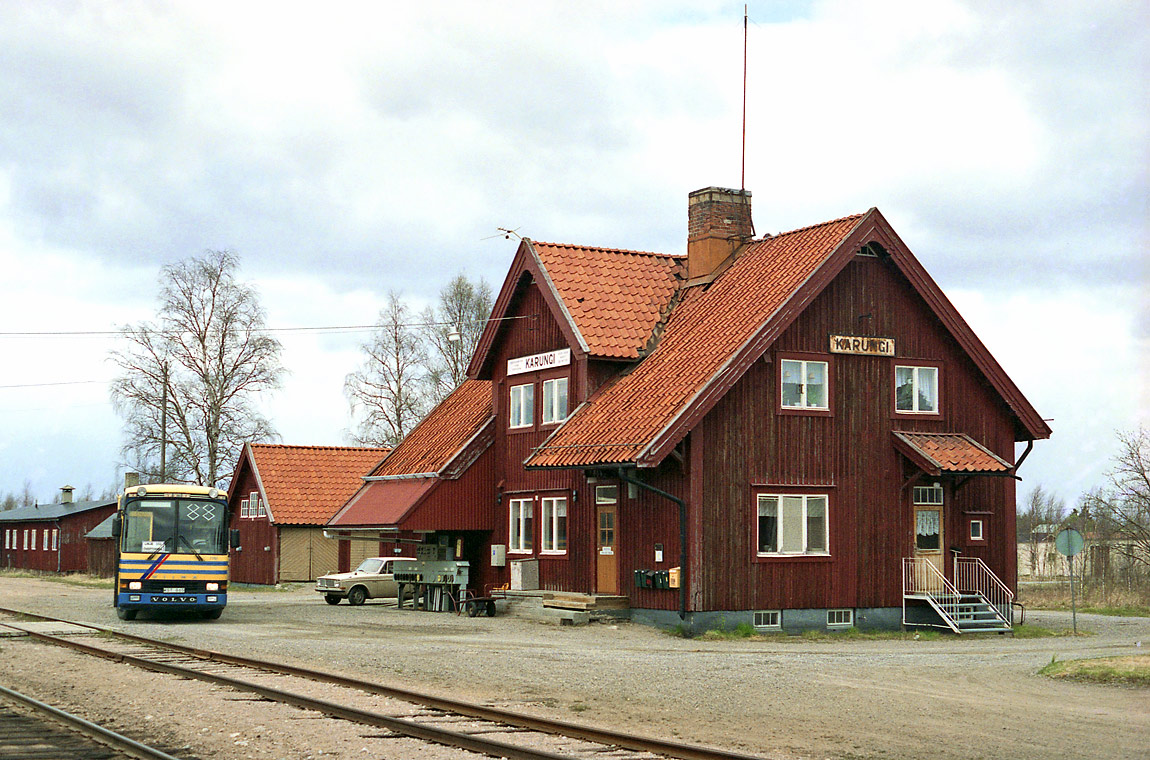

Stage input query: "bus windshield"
[{"left": 122, "top": 498, "right": 228, "bottom": 555}]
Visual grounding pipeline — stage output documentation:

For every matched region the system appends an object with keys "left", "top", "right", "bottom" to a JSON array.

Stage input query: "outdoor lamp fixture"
[{"left": 447, "top": 325, "right": 462, "bottom": 342}]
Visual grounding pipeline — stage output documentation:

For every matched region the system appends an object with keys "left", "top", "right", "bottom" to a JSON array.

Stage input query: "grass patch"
[
  {"left": 44, "top": 574, "right": 113, "bottom": 589},
  {"left": 230, "top": 582, "right": 309, "bottom": 593},
  {"left": 1039, "top": 654, "right": 1150, "bottom": 687},
  {"left": 569, "top": 703, "right": 589, "bottom": 713},
  {"left": 1019, "top": 583, "right": 1150, "bottom": 618},
  {"left": 1012, "top": 623, "right": 1088, "bottom": 639}
]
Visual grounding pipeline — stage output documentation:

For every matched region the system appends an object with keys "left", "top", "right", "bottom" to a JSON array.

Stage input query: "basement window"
[
  {"left": 827, "top": 609, "right": 853, "bottom": 627},
  {"left": 753, "top": 610, "right": 781, "bottom": 630}
]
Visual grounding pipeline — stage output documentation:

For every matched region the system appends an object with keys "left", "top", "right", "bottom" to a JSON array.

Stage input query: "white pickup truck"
[{"left": 315, "top": 557, "right": 415, "bottom": 606}]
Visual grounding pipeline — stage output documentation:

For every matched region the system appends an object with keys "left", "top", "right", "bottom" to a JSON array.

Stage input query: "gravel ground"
[{"left": 0, "top": 576, "right": 1147, "bottom": 760}]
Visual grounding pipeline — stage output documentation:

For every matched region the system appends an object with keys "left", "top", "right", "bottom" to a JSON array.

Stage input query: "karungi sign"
[
  {"left": 507, "top": 348, "right": 571, "bottom": 376},
  {"left": 829, "top": 335, "right": 895, "bottom": 356}
]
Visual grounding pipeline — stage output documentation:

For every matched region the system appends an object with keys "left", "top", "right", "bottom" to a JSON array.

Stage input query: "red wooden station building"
[
  {"left": 328, "top": 187, "right": 1050, "bottom": 633},
  {"left": 0, "top": 487, "right": 117, "bottom": 574}
]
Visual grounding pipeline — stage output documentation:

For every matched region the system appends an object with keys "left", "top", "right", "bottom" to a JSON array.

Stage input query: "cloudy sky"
[{"left": 0, "top": 1, "right": 1145, "bottom": 508}]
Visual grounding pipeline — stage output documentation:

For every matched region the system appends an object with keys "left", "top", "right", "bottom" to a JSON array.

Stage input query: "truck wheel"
[
  {"left": 325, "top": 594, "right": 341, "bottom": 605},
  {"left": 347, "top": 586, "right": 367, "bottom": 606},
  {"left": 116, "top": 608, "right": 137, "bottom": 621}
]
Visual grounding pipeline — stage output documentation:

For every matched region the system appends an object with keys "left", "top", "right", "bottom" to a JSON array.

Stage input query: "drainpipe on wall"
[{"left": 615, "top": 468, "right": 687, "bottom": 621}]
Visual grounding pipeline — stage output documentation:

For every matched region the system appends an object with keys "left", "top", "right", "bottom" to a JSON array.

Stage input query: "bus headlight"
[
  {"left": 129, "top": 581, "right": 142, "bottom": 590},
  {"left": 206, "top": 582, "right": 219, "bottom": 591}
]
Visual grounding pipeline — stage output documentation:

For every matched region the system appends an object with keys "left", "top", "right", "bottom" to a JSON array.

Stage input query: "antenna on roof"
[
  {"left": 741, "top": 3, "right": 748, "bottom": 192},
  {"left": 482, "top": 227, "right": 523, "bottom": 241}
]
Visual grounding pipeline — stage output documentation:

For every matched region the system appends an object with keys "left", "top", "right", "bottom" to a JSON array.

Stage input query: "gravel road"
[{"left": 0, "top": 577, "right": 1146, "bottom": 760}]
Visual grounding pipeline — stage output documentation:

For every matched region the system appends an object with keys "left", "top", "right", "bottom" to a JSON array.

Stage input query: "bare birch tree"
[
  {"left": 109, "top": 250, "right": 284, "bottom": 487},
  {"left": 345, "top": 291, "right": 428, "bottom": 447},
  {"left": 1017, "top": 484, "right": 1066, "bottom": 577},
  {"left": 1084, "top": 427, "right": 1150, "bottom": 576},
  {"left": 421, "top": 274, "right": 493, "bottom": 405}
]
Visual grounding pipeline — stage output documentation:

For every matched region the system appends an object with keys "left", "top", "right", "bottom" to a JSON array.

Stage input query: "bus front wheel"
[
  {"left": 201, "top": 609, "right": 223, "bottom": 620},
  {"left": 116, "top": 608, "right": 137, "bottom": 621}
]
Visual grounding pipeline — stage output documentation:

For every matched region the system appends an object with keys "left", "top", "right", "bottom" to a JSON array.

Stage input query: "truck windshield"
[{"left": 122, "top": 498, "right": 228, "bottom": 555}]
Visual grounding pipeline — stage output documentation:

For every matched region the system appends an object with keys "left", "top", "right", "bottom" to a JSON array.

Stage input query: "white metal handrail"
[
  {"left": 954, "top": 556, "right": 1013, "bottom": 619},
  {"left": 902, "top": 557, "right": 963, "bottom": 633}
]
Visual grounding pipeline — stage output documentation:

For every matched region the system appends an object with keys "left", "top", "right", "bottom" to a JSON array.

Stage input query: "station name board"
[
  {"left": 829, "top": 335, "right": 895, "bottom": 357},
  {"left": 507, "top": 348, "right": 571, "bottom": 376}
]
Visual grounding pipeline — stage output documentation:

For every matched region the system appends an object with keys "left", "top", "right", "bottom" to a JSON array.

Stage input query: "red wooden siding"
[
  {"left": 693, "top": 255, "right": 1019, "bottom": 612},
  {"left": 0, "top": 505, "right": 116, "bottom": 574},
  {"left": 228, "top": 464, "right": 278, "bottom": 585}
]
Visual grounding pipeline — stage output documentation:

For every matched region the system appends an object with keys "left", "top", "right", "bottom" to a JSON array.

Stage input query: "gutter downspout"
[
  {"left": 616, "top": 468, "right": 687, "bottom": 621},
  {"left": 1014, "top": 439, "right": 1034, "bottom": 473}
]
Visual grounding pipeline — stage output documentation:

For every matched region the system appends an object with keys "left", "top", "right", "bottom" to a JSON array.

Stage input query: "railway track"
[
  {"left": 0, "top": 681, "right": 191, "bottom": 760},
  {"left": 0, "top": 607, "right": 765, "bottom": 760}
]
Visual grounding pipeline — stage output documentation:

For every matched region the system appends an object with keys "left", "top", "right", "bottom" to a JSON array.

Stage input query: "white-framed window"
[
  {"left": 827, "top": 609, "right": 853, "bottom": 627},
  {"left": 753, "top": 610, "right": 781, "bottom": 629},
  {"left": 240, "top": 498, "right": 249, "bottom": 518},
  {"left": 895, "top": 365, "right": 938, "bottom": 413},
  {"left": 509, "top": 383, "right": 534, "bottom": 428},
  {"left": 249, "top": 492, "right": 259, "bottom": 519},
  {"left": 781, "top": 359, "right": 828, "bottom": 409},
  {"left": 970, "top": 519, "right": 984, "bottom": 541},
  {"left": 51, "top": 529, "right": 58, "bottom": 551},
  {"left": 540, "top": 496, "right": 567, "bottom": 553},
  {"left": 757, "top": 494, "right": 829, "bottom": 555},
  {"left": 42, "top": 530, "right": 49, "bottom": 550},
  {"left": 23, "top": 529, "right": 29, "bottom": 550},
  {"left": 508, "top": 498, "right": 533, "bottom": 553},
  {"left": 257, "top": 498, "right": 267, "bottom": 517},
  {"left": 913, "top": 485, "right": 943, "bottom": 505},
  {"left": 541, "top": 377, "right": 569, "bottom": 424}
]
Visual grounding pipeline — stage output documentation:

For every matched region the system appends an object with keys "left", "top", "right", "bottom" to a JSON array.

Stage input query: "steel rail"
[
  {"left": 0, "top": 681, "right": 186, "bottom": 760},
  {"left": 0, "top": 606, "right": 765, "bottom": 760}
]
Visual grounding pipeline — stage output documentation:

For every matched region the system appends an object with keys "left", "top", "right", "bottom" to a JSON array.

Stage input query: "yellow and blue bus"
[{"left": 111, "top": 484, "right": 239, "bottom": 621}]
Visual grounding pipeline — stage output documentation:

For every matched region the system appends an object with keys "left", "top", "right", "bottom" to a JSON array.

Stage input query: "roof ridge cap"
[
  {"left": 532, "top": 241, "right": 679, "bottom": 258},
  {"left": 762, "top": 210, "right": 870, "bottom": 240}
]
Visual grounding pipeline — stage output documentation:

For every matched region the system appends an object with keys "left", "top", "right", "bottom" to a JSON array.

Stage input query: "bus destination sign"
[{"left": 829, "top": 335, "right": 895, "bottom": 357}]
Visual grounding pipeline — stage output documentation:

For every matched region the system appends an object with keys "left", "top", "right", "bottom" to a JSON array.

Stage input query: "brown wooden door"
[
  {"left": 595, "top": 485, "right": 618, "bottom": 594},
  {"left": 914, "top": 506, "right": 944, "bottom": 576}
]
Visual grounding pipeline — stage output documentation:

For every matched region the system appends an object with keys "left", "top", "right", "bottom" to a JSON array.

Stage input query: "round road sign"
[{"left": 1055, "top": 528, "right": 1085, "bottom": 557}]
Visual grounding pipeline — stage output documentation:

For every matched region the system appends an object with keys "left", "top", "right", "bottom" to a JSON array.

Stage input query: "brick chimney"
[
  {"left": 687, "top": 187, "right": 754, "bottom": 280},
  {"left": 60, "top": 485, "right": 74, "bottom": 504}
]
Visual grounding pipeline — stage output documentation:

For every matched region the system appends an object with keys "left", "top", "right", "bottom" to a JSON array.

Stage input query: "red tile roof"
[
  {"left": 532, "top": 242, "right": 684, "bottom": 359},
  {"left": 247, "top": 444, "right": 390, "bottom": 525},
  {"left": 892, "top": 432, "right": 1013, "bottom": 475},
  {"left": 370, "top": 379, "right": 493, "bottom": 477},
  {"left": 328, "top": 477, "right": 438, "bottom": 528},
  {"left": 526, "top": 214, "right": 865, "bottom": 468}
]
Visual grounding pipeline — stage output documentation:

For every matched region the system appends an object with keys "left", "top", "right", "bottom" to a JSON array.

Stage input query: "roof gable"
[
  {"left": 469, "top": 240, "right": 682, "bottom": 377},
  {"left": 243, "top": 444, "right": 390, "bottom": 525},
  {"left": 526, "top": 208, "right": 1049, "bottom": 470}
]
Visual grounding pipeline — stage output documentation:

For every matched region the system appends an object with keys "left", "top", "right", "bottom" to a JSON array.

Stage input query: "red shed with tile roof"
[
  {"left": 334, "top": 186, "right": 1048, "bottom": 634},
  {"left": 227, "top": 444, "right": 389, "bottom": 584}
]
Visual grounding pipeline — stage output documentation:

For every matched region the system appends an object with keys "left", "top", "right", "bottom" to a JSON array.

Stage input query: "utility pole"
[{"left": 160, "top": 359, "right": 169, "bottom": 483}]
